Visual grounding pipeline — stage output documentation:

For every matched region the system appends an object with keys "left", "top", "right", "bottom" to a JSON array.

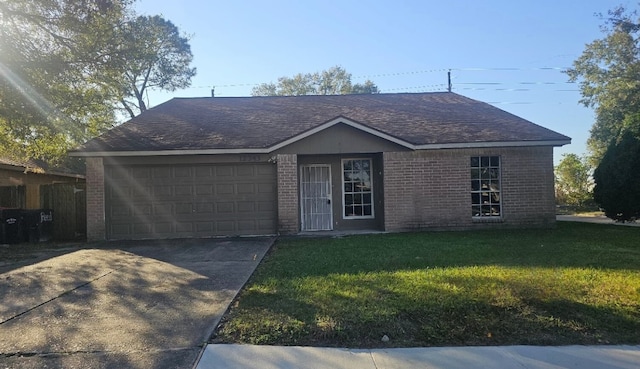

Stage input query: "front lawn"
[{"left": 213, "top": 222, "right": 640, "bottom": 348}]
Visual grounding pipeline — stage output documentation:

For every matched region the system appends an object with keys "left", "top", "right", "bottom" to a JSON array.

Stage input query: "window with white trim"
[
  {"left": 471, "top": 156, "right": 501, "bottom": 217},
  {"left": 342, "top": 158, "right": 374, "bottom": 218}
]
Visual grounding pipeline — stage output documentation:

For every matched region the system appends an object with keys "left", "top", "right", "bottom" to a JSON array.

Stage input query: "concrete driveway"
[{"left": 0, "top": 237, "right": 274, "bottom": 369}]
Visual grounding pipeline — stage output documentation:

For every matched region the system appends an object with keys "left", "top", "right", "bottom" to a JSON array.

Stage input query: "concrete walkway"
[
  {"left": 557, "top": 214, "right": 640, "bottom": 226},
  {"left": 197, "top": 344, "right": 640, "bottom": 369}
]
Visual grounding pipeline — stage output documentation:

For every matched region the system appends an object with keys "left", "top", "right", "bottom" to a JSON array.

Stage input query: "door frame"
[{"left": 299, "top": 164, "right": 333, "bottom": 231}]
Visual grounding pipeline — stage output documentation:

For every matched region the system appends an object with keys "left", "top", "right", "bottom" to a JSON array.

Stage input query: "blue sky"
[{"left": 135, "top": 0, "right": 629, "bottom": 162}]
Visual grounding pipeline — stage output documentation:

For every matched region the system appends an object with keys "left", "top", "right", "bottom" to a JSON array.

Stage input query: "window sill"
[{"left": 472, "top": 216, "right": 504, "bottom": 223}]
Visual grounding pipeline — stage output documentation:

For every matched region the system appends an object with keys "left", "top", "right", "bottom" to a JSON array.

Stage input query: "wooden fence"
[
  {"left": 0, "top": 183, "right": 86, "bottom": 241},
  {"left": 41, "top": 183, "right": 87, "bottom": 241},
  {"left": 0, "top": 186, "right": 26, "bottom": 208}
]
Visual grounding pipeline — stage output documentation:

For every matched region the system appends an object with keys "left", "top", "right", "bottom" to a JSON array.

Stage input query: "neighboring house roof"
[
  {"left": 72, "top": 92, "right": 570, "bottom": 156},
  {"left": 0, "top": 157, "right": 85, "bottom": 179}
]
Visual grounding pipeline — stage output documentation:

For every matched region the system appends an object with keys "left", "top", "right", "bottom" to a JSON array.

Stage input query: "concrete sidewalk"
[
  {"left": 196, "top": 344, "right": 640, "bottom": 369},
  {"left": 557, "top": 214, "right": 640, "bottom": 226}
]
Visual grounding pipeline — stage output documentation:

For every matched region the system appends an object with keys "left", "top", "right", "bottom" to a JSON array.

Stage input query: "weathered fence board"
[
  {"left": 41, "top": 183, "right": 86, "bottom": 241},
  {"left": 0, "top": 186, "right": 26, "bottom": 208}
]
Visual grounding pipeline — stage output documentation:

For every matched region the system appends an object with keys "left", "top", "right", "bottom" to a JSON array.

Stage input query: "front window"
[
  {"left": 342, "top": 158, "right": 374, "bottom": 218},
  {"left": 471, "top": 156, "right": 501, "bottom": 217}
]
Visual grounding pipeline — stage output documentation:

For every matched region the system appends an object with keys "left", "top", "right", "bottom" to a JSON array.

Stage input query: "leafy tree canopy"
[
  {"left": 554, "top": 153, "right": 593, "bottom": 207},
  {"left": 566, "top": 5, "right": 640, "bottom": 164},
  {"left": 0, "top": 0, "right": 195, "bottom": 165},
  {"left": 114, "top": 15, "right": 196, "bottom": 118},
  {"left": 252, "top": 66, "right": 379, "bottom": 96},
  {"left": 592, "top": 125, "right": 640, "bottom": 222}
]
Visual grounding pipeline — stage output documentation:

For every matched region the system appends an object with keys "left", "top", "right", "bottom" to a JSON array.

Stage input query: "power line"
[{"left": 182, "top": 66, "right": 571, "bottom": 91}]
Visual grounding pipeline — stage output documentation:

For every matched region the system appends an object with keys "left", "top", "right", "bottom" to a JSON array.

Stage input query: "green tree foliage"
[
  {"left": 0, "top": 0, "right": 195, "bottom": 164},
  {"left": 566, "top": 6, "right": 640, "bottom": 164},
  {"left": 252, "top": 66, "right": 379, "bottom": 96},
  {"left": 0, "top": 0, "right": 128, "bottom": 164},
  {"left": 554, "top": 153, "right": 593, "bottom": 207},
  {"left": 593, "top": 130, "right": 640, "bottom": 222},
  {"left": 113, "top": 15, "right": 196, "bottom": 118}
]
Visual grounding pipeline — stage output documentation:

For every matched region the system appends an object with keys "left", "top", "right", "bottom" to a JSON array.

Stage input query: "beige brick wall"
[
  {"left": 277, "top": 154, "right": 299, "bottom": 234},
  {"left": 85, "top": 157, "right": 106, "bottom": 241},
  {"left": 500, "top": 146, "right": 556, "bottom": 225},
  {"left": 383, "top": 147, "right": 556, "bottom": 231}
]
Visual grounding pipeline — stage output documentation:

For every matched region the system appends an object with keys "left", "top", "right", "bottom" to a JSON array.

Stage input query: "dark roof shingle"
[{"left": 76, "top": 92, "right": 570, "bottom": 153}]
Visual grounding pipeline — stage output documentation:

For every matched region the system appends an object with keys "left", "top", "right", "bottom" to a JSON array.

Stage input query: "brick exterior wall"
[
  {"left": 276, "top": 154, "right": 299, "bottom": 234},
  {"left": 383, "top": 146, "right": 556, "bottom": 232},
  {"left": 85, "top": 157, "right": 106, "bottom": 241},
  {"left": 500, "top": 146, "right": 556, "bottom": 226}
]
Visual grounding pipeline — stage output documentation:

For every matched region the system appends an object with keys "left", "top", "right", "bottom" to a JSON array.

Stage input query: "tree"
[
  {"left": 0, "top": 0, "right": 128, "bottom": 164},
  {"left": 113, "top": 15, "right": 196, "bottom": 118},
  {"left": 566, "top": 5, "right": 640, "bottom": 164},
  {"left": 554, "top": 153, "right": 593, "bottom": 207},
  {"left": 592, "top": 130, "right": 640, "bottom": 222},
  {"left": 252, "top": 66, "right": 379, "bottom": 96},
  {"left": 0, "top": 0, "right": 196, "bottom": 164}
]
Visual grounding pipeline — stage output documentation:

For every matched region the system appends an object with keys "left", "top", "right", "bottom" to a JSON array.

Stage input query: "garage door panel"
[
  {"left": 236, "top": 166, "right": 255, "bottom": 176},
  {"left": 258, "top": 183, "right": 275, "bottom": 194},
  {"left": 216, "top": 166, "right": 234, "bottom": 177},
  {"left": 237, "top": 220, "right": 256, "bottom": 230},
  {"left": 215, "top": 184, "right": 234, "bottom": 195},
  {"left": 216, "top": 220, "right": 235, "bottom": 232},
  {"left": 196, "top": 203, "right": 214, "bottom": 213},
  {"left": 195, "top": 166, "right": 213, "bottom": 177},
  {"left": 134, "top": 204, "right": 152, "bottom": 216},
  {"left": 237, "top": 183, "right": 255, "bottom": 194},
  {"left": 133, "top": 223, "right": 152, "bottom": 235},
  {"left": 153, "top": 203, "right": 173, "bottom": 216},
  {"left": 153, "top": 167, "right": 172, "bottom": 178},
  {"left": 258, "top": 201, "right": 275, "bottom": 212},
  {"left": 132, "top": 167, "right": 152, "bottom": 179},
  {"left": 196, "top": 185, "right": 213, "bottom": 195},
  {"left": 174, "top": 167, "right": 192, "bottom": 177},
  {"left": 237, "top": 201, "right": 255, "bottom": 212},
  {"left": 176, "top": 203, "right": 193, "bottom": 214},
  {"left": 105, "top": 163, "right": 277, "bottom": 239},
  {"left": 154, "top": 185, "right": 173, "bottom": 197}
]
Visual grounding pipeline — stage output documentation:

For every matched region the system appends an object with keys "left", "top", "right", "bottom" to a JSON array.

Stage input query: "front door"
[{"left": 300, "top": 165, "right": 332, "bottom": 231}]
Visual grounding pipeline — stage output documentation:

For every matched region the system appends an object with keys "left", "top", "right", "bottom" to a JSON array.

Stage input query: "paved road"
[{"left": 0, "top": 237, "right": 274, "bottom": 369}]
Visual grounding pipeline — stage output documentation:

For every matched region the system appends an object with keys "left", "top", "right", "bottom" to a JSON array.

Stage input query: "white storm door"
[{"left": 300, "top": 165, "right": 333, "bottom": 231}]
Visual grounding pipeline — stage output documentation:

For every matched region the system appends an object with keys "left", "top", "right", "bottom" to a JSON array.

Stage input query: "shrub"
[{"left": 593, "top": 132, "right": 640, "bottom": 221}]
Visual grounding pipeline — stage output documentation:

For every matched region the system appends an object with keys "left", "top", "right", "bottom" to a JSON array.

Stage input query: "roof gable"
[
  {"left": 274, "top": 118, "right": 412, "bottom": 155},
  {"left": 72, "top": 92, "right": 571, "bottom": 156}
]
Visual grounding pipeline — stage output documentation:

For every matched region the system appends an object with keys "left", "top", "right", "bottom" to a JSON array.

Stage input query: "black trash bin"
[
  {"left": 0, "top": 208, "right": 23, "bottom": 244},
  {"left": 22, "top": 209, "right": 54, "bottom": 243}
]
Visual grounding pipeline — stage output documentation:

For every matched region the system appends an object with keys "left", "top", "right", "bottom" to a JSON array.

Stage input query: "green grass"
[{"left": 214, "top": 222, "right": 640, "bottom": 348}]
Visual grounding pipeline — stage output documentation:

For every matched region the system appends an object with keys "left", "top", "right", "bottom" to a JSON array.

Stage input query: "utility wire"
[{"left": 182, "top": 66, "right": 572, "bottom": 91}]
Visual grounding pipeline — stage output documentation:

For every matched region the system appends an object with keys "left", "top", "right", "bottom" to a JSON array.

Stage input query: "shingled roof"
[
  {"left": 0, "top": 156, "right": 85, "bottom": 178},
  {"left": 73, "top": 92, "right": 570, "bottom": 155}
]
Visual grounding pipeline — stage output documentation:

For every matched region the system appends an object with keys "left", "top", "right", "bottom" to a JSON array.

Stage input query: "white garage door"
[{"left": 104, "top": 163, "right": 277, "bottom": 240}]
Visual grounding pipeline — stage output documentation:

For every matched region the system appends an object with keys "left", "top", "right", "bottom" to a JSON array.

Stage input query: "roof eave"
[
  {"left": 69, "top": 139, "right": 571, "bottom": 157},
  {"left": 413, "top": 139, "right": 571, "bottom": 150},
  {"left": 0, "top": 163, "right": 85, "bottom": 179}
]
